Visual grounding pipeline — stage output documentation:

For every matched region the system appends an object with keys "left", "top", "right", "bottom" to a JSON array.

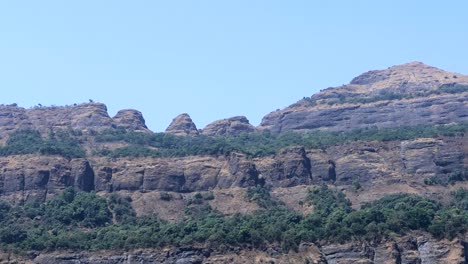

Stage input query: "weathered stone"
[
  {"left": 165, "top": 113, "right": 199, "bottom": 136},
  {"left": 202, "top": 116, "right": 255, "bottom": 136},
  {"left": 112, "top": 109, "right": 149, "bottom": 131},
  {"left": 255, "top": 147, "right": 312, "bottom": 187},
  {"left": 259, "top": 62, "right": 468, "bottom": 133},
  {"left": 217, "top": 153, "right": 260, "bottom": 188}
]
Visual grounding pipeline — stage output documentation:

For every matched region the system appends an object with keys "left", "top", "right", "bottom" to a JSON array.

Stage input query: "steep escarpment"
[
  {"left": 0, "top": 62, "right": 467, "bottom": 264},
  {"left": 0, "top": 135, "right": 465, "bottom": 213},
  {"left": 259, "top": 62, "right": 468, "bottom": 133}
]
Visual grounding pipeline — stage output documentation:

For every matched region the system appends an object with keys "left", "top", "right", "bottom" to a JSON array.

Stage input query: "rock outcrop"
[
  {"left": 112, "top": 109, "right": 149, "bottom": 131},
  {"left": 259, "top": 62, "right": 468, "bottom": 133},
  {"left": 0, "top": 103, "right": 150, "bottom": 140},
  {"left": 165, "top": 113, "right": 199, "bottom": 136},
  {"left": 202, "top": 116, "right": 255, "bottom": 136}
]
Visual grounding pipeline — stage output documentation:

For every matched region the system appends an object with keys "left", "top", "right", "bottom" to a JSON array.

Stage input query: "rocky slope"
[
  {"left": 0, "top": 62, "right": 467, "bottom": 263},
  {"left": 259, "top": 62, "right": 468, "bottom": 133}
]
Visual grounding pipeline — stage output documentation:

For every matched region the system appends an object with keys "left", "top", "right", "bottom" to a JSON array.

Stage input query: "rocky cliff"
[
  {"left": 1, "top": 136, "right": 465, "bottom": 213},
  {"left": 0, "top": 62, "right": 467, "bottom": 263}
]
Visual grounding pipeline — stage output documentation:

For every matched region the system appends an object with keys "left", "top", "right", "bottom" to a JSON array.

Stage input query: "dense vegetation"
[
  {"left": 96, "top": 123, "right": 468, "bottom": 157},
  {"left": 0, "top": 129, "right": 85, "bottom": 158},
  {"left": 0, "top": 122, "right": 465, "bottom": 159},
  {"left": 0, "top": 186, "right": 466, "bottom": 253},
  {"left": 94, "top": 122, "right": 467, "bottom": 158}
]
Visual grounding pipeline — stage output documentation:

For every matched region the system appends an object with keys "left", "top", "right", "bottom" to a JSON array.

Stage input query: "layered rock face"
[
  {"left": 202, "top": 116, "right": 256, "bottom": 136},
  {"left": 0, "top": 103, "right": 149, "bottom": 140},
  {"left": 1, "top": 136, "right": 465, "bottom": 210},
  {"left": 259, "top": 62, "right": 468, "bottom": 133},
  {"left": 165, "top": 113, "right": 199, "bottom": 136}
]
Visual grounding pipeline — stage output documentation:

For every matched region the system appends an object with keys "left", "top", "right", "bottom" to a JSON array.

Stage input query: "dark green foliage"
[
  {"left": 160, "top": 192, "right": 173, "bottom": 201},
  {"left": 0, "top": 200, "right": 10, "bottom": 222},
  {"left": 246, "top": 186, "right": 282, "bottom": 208},
  {"left": 204, "top": 192, "right": 215, "bottom": 200},
  {"left": 95, "top": 129, "right": 226, "bottom": 157},
  {"left": 1, "top": 129, "right": 43, "bottom": 155},
  {"left": 94, "top": 123, "right": 467, "bottom": 158},
  {"left": 0, "top": 123, "right": 465, "bottom": 159},
  {"left": 449, "top": 188, "right": 468, "bottom": 211},
  {"left": 0, "top": 129, "right": 85, "bottom": 158},
  {"left": 0, "top": 187, "right": 466, "bottom": 253},
  {"left": 108, "top": 194, "right": 136, "bottom": 224},
  {"left": 428, "top": 189, "right": 468, "bottom": 239},
  {"left": 438, "top": 84, "right": 468, "bottom": 94},
  {"left": 448, "top": 169, "right": 468, "bottom": 184},
  {"left": 105, "top": 145, "right": 159, "bottom": 158},
  {"left": 43, "top": 188, "right": 112, "bottom": 227},
  {"left": 424, "top": 176, "right": 444, "bottom": 186},
  {"left": 307, "top": 185, "right": 352, "bottom": 215},
  {"left": 429, "top": 208, "right": 467, "bottom": 239}
]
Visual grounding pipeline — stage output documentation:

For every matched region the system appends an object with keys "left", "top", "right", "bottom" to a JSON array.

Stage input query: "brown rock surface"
[
  {"left": 0, "top": 135, "right": 465, "bottom": 213},
  {"left": 112, "top": 109, "right": 149, "bottom": 131},
  {"left": 202, "top": 116, "right": 256, "bottom": 136},
  {"left": 259, "top": 62, "right": 468, "bottom": 133},
  {"left": 165, "top": 113, "right": 199, "bottom": 136},
  {"left": 0, "top": 102, "right": 151, "bottom": 141}
]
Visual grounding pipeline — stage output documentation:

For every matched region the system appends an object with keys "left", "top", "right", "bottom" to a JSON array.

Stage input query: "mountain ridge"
[{"left": 0, "top": 62, "right": 466, "bottom": 264}]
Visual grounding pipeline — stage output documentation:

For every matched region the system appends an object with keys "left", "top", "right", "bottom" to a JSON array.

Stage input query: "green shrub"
[
  {"left": 160, "top": 192, "right": 172, "bottom": 201},
  {"left": 93, "top": 123, "right": 467, "bottom": 158},
  {"left": 0, "top": 187, "right": 467, "bottom": 253},
  {"left": 0, "top": 129, "right": 85, "bottom": 158}
]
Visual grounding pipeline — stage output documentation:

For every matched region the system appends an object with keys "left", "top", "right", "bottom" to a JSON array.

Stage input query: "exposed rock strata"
[
  {"left": 0, "top": 136, "right": 465, "bottom": 208},
  {"left": 260, "top": 62, "right": 468, "bottom": 133},
  {"left": 1, "top": 234, "right": 465, "bottom": 263}
]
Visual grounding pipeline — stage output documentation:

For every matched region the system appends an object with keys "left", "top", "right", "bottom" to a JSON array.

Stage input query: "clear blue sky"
[{"left": 1, "top": 1, "right": 467, "bottom": 132}]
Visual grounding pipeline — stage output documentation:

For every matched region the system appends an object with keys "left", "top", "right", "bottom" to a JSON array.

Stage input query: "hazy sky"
[{"left": 1, "top": 1, "right": 467, "bottom": 132}]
